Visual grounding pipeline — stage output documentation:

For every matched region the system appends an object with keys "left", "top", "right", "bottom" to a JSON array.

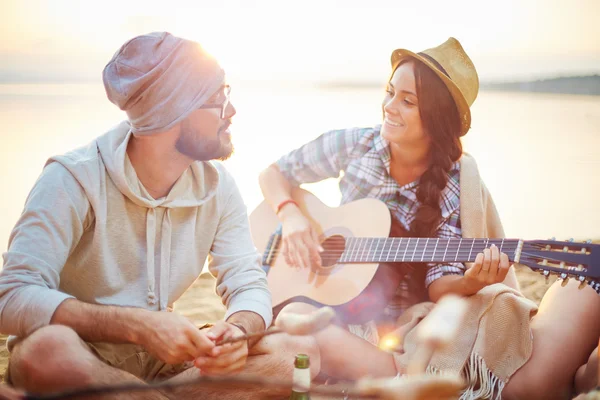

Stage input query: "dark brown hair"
[{"left": 396, "top": 58, "right": 463, "bottom": 295}]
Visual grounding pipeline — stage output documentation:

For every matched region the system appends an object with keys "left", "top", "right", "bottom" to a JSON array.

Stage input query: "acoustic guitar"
[{"left": 249, "top": 188, "right": 600, "bottom": 324}]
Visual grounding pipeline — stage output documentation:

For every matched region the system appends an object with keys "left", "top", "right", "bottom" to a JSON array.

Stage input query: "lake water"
[{"left": 0, "top": 82, "right": 599, "bottom": 255}]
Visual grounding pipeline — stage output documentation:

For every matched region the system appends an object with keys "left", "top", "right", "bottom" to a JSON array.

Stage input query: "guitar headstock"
[{"left": 519, "top": 238, "right": 600, "bottom": 294}]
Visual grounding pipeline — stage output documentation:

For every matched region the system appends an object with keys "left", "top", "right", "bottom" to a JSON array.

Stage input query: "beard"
[{"left": 175, "top": 121, "right": 234, "bottom": 161}]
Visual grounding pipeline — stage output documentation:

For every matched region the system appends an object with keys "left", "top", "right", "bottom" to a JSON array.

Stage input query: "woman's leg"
[
  {"left": 575, "top": 345, "right": 598, "bottom": 395},
  {"left": 278, "top": 303, "right": 397, "bottom": 380},
  {"left": 503, "top": 279, "right": 600, "bottom": 400}
]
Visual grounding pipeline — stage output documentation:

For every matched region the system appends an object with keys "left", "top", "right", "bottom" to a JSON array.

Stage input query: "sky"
[{"left": 0, "top": 0, "right": 599, "bottom": 84}]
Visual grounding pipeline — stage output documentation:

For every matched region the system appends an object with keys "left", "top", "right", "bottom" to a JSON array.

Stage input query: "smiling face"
[
  {"left": 175, "top": 84, "right": 237, "bottom": 161},
  {"left": 380, "top": 60, "right": 429, "bottom": 147}
]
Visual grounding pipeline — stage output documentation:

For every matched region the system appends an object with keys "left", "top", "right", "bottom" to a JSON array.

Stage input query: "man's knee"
[{"left": 10, "top": 325, "right": 93, "bottom": 387}]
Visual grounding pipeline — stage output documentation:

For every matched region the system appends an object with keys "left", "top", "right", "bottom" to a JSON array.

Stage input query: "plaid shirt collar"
[{"left": 372, "top": 125, "right": 392, "bottom": 173}]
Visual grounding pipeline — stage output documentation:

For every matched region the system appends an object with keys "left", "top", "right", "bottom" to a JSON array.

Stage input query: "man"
[{"left": 0, "top": 32, "right": 317, "bottom": 399}]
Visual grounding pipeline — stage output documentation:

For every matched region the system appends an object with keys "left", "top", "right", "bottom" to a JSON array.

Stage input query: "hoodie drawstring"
[
  {"left": 159, "top": 210, "right": 172, "bottom": 310},
  {"left": 146, "top": 209, "right": 157, "bottom": 305},
  {"left": 145, "top": 207, "right": 172, "bottom": 309}
]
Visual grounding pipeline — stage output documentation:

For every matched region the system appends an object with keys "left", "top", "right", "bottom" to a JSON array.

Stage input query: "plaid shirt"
[{"left": 276, "top": 126, "right": 465, "bottom": 321}]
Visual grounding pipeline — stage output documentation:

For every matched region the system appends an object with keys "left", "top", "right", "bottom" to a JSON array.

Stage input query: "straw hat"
[{"left": 390, "top": 37, "right": 479, "bottom": 136}]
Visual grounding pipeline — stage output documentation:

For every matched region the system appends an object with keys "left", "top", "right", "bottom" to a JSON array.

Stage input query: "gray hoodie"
[{"left": 0, "top": 121, "right": 272, "bottom": 347}]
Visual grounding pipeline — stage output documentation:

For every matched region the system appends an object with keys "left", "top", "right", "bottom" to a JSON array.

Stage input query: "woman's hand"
[
  {"left": 462, "top": 244, "right": 510, "bottom": 293},
  {"left": 279, "top": 207, "right": 323, "bottom": 269}
]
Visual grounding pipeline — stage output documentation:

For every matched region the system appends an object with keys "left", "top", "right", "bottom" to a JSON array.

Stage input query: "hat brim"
[{"left": 391, "top": 49, "right": 471, "bottom": 136}]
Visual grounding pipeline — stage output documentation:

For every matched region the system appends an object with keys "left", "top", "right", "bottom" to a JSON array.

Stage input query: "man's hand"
[
  {"left": 194, "top": 321, "right": 249, "bottom": 375},
  {"left": 463, "top": 244, "right": 510, "bottom": 293},
  {"left": 134, "top": 311, "right": 215, "bottom": 365}
]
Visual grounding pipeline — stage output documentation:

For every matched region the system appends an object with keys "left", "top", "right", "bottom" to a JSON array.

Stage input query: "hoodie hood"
[{"left": 96, "top": 121, "right": 220, "bottom": 208}]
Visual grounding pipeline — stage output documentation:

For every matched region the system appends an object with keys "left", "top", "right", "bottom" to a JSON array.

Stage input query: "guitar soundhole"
[{"left": 320, "top": 235, "right": 346, "bottom": 268}]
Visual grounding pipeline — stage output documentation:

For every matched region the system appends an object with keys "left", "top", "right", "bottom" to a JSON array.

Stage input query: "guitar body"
[{"left": 249, "top": 188, "right": 408, "bottom": 324}]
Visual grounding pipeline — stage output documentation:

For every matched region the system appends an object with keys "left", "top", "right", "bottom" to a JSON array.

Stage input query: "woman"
[{"left": 258, "top": 37, "right": 599, "bottom": 399}]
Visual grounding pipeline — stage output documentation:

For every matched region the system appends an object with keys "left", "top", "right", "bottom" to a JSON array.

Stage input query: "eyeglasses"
[{"left": 198, "top": 85, "right": 231, "bottom": 119}]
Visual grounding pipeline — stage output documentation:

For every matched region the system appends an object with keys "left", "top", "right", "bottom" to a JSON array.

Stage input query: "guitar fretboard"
[{"left": 337, "top": 238, "right": 520, "bottom": 263}]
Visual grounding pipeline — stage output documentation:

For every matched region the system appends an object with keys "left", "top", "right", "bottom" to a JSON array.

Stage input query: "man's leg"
[
  {"left": 9, "top": 324, "right": 168, "bottom": 400},
  {"left": 503, "top": 280, "right": 600, "bottom": 400}
]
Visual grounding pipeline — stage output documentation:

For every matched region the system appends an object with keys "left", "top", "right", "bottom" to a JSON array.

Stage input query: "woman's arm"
[
  {"left": 258, "top": 164, "right": 321, "bottom": 268},
  {"left": 257, "top": 128, "right": 364, "bottom": 268},
  {"left": 258, "top": 164, "right": 301, "bottom": 218}
]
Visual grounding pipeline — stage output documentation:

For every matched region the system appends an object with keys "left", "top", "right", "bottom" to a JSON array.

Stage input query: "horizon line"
[{"left": 1, "top": 73, "right": 599, "bottom": 87}]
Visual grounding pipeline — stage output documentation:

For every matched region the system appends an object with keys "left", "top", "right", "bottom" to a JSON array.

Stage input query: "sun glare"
[{"left": 4, "top": 0, "right": 598, "bottom": 83}]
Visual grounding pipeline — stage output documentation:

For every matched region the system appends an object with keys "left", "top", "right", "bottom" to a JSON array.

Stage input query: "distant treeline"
[
  {"left": 480, "top": 75, "right": 600, "bottom": 96},
  {"left": 318, "top": 75, "right": 600, "bottom": 96}
]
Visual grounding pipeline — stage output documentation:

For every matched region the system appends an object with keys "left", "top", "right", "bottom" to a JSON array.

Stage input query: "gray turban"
[{"left": 103, "top": 32, "right": 224, "bottom": 135}]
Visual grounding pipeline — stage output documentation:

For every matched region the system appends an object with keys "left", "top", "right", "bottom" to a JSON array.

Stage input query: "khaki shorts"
[{"left": 85, "top": 342, "right": 194, "bottom": 381}]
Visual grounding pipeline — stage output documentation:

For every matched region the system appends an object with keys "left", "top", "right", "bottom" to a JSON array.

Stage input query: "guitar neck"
[{"left": 338, "top": 238, "right": 522, "bottom": 264}]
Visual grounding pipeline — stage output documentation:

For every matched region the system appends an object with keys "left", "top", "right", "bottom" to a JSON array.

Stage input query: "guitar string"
[
  {"left": 266, "top": 247, "right": 593, "bottom": 272},
  {"left": 266, "top": 239, "right": 519, "bottom": 252},
  {"left": 267, "top": 242, "right": 591, "bottom": 253},
  {"left": 265, "top": 237, "right": 592, "bottom": 252},
  {"left": 265, "top": 240, "right": 590, "bottom": 259},
  {"left": 282, "top": 249, "right": 519, "bottom": 256},
  {"left": 268, "top": 239, "right": 520, "bottom": 250},
  {"left": 268, "top": 250, "right": 519, "bottom": 261},
  {"left": 266, "top": 244, "right": 520, "bottom": 259},
  {"left": 263, "top": 238, "right": 592, "bottom": 270},
  {"left": 519, "top": 251, "right": 589, "bottom": 268}
]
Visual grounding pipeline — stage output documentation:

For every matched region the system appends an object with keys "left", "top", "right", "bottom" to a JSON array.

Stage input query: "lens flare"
[{"left": 379, "top": 334, "right": 401, "bottom": 352}]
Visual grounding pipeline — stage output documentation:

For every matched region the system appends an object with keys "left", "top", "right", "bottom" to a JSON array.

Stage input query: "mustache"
[{"left": 218, "top": 120, "right": 232, "bottom": 134}]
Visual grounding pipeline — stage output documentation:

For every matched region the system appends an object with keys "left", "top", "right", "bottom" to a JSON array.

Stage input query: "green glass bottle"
[{"left": 289, "top": 353, "right": 311, "bottom": 400}]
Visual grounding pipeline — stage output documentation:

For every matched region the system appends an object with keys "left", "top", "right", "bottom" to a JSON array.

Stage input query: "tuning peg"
[
  {"left": 542, "top": 269, "right": 550, "bottom": 284},
  {"left": 560, "top": 273, "right": 569, "bottom": 287},
  {"left": 590, "top": 281, "right": 600, "bottom": 294},
  {"left": 585, "top": 239, "right": 593, "bottom": 244},
  {"left": 568, "top": 238, "right": 574, "bottom": 242},
  {"left": 578, "top": 275, "right": 587, "bottom": 289},
  {"left": 549, "top": 237, "right": 556, "bottom": 241}
]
